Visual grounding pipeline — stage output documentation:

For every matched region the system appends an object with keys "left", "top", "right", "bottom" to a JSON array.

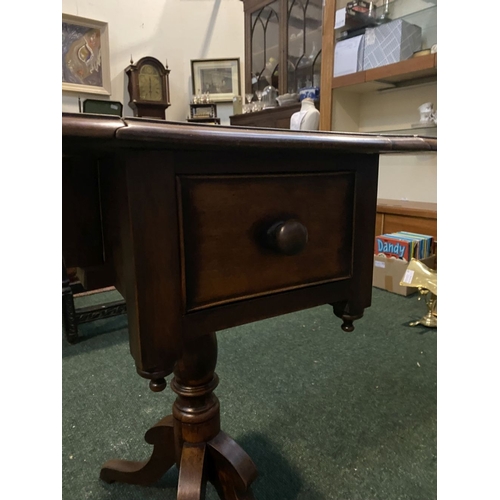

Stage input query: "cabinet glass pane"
[
  {"left": 287, "top": 0, "right": 322, "bottom": 92},
  {"left": 334, "top": 0, "right": 436, "bottom": 42},
  {"left": 379, "top": 1, "right": 437, "bottom": 51},
  {"left": 251, "top": 1, "right": 280, "bottom": 91},
  {"left": 399, "top": 4, "right": 437, "bottom": 50}
]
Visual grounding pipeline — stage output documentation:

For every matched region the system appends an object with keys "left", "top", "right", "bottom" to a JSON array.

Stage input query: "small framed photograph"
[
  {"left": 191, "top": 58, "right": 241, "bottom": 102},
  {"left": 62, "top": 13, "right": 111, "bottom": 95}
]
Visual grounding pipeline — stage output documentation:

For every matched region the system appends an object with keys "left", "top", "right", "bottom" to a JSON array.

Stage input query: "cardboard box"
[
  {"left": 372, "top": 254, "right": 436, "bottom": 296},
  {"left": 334, "top": 34, "right": 365, "bottom": 77},
  {"left": 363, "top": 19, "right": 422, "bottom": 70}
]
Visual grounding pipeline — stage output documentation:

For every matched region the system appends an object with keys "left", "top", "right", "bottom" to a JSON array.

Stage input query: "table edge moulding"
[{"left": 62, "top": 112, "right": 436, "bottom": 499}]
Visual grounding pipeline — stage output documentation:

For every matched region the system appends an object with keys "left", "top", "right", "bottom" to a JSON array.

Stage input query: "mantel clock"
[{"left": 125, "top": 56, "right": 171, "bottom": 119}]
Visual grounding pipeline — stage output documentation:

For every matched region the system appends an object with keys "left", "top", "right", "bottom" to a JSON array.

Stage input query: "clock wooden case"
[{"left": 125, "top": 57, "right": 171, "bottom": 119}]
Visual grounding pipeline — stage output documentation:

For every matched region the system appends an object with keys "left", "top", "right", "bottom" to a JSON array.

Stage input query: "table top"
[{"left": 62, "top": 113, "right": 437, "bottom": 154}]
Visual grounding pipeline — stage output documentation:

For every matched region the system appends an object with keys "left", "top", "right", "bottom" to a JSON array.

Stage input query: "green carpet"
[{"left": 62, "top": 287, "right": 436, "bottom": 499}]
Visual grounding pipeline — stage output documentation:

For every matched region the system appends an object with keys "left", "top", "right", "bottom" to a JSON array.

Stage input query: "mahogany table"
[{"left": 62, "top": 113, "right": 436, "bottom": 499}]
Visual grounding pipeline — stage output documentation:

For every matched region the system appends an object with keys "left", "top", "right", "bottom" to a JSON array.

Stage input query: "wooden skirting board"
[{"left": 376, "top": 199, "right": 437, "bottom": 241}]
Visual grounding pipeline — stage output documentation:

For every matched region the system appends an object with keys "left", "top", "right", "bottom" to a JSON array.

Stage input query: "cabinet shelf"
[
  {"left": 331, "top": 53, "right": 437, "bottom": 92},
  {"left": 363, "top": 123, "right": 437, "bottom": 137}
]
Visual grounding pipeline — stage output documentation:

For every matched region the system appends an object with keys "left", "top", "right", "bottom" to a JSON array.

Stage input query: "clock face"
[{"left": 138, "top": 64, "right": 163, "bottom": 101}]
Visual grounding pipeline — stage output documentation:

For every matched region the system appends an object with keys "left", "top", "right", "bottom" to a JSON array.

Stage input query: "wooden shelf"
[
  {"left": 363, "top": 123, "right": 437, "bottom": 137},
  {"left": 331, "top": 54, "right": 437, "bottom": 92}
]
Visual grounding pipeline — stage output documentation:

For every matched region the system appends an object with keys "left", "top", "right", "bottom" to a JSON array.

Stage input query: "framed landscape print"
[
  {"left": 191, "top": 58, "right": 241, "bottom": 102},
  {"left": 62, "top": 14, "right": 111, "bottom": 95}
]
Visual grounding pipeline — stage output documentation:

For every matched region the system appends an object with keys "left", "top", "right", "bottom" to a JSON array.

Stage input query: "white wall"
[
  {"left": 359, "top": 83, "right": 438, "bottom": 203},
  {"left": 62, "top": 0, "right": 245, "bottom": 124},
  {"left": 332, "top": 82, "right": 437, "bottom": 203}
]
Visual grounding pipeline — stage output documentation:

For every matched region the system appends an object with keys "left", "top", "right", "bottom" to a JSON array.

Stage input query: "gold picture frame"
[
  {"left": 191, "top": 58, "right": 241, "bottom": 103},
  {"left": 62, "top": 14, "right": 111, "bottom": 95}
]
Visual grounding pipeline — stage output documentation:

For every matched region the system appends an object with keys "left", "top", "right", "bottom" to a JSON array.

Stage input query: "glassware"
[
  {"left": 262, "top": 85, "right": 278, "bottom": 109},
  {"left": 233, "top": 95, "right": 243, "bottom": 115},
  {"left": 245, "top": 93, "right": 253, "bottom": 104},
  {"left": 377, "top": 0, "right": 391, "bottom": 23},
  {"left": 255, "top": 90, "right": 263, "bottom": 103}
]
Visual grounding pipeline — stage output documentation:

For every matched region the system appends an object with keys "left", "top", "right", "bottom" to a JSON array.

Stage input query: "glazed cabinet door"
[{"left": 243, "top": 0, "right": 323, "bottom": 95}]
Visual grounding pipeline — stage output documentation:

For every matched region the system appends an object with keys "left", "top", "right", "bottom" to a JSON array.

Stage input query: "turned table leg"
[{"left": 100, "top": 332, "right": 257, "bottom": 499}]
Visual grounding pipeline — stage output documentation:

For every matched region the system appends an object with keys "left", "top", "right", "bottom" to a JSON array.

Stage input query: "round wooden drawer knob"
[{"left": 266, "top": 219, "right": 308, "bottom": 256}]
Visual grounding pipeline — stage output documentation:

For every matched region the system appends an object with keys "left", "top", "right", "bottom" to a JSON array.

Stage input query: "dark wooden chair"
[
  {"left": 62, "top": 260, "right": 127, "bottom": 344},
  {"left": 62, "top": 102, "right": 126, "bottom": 344},
  {"left": 62, "top": 259, "right": 127, "bottom": 344}
]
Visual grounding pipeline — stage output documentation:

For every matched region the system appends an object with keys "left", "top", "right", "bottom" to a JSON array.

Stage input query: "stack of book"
[{"left": 374, "top": 231, "right": 434, "bottom": 261}]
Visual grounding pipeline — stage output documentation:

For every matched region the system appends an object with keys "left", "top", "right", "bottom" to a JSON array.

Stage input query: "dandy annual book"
[{"left": 374, "top": 234, "right": 415, "bottom": 261}]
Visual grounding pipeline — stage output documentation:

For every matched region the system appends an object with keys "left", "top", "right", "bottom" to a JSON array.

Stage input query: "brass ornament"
[{"left": 400, "top": 258, "right": 437, "bottom": 328}]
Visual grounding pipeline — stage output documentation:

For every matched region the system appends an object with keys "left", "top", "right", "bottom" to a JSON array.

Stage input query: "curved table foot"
[
  {"left": 178, "top": 443, "right": 207, "bottom": 499},
  {"left": 208, "top": 431, "right": 258, "bottom": 499},
  {"left": 175, "top": 431, "right": 257, "bottom": 500},
  {"left": 100, "top": 415, "right": 176, "bottom": 485}
]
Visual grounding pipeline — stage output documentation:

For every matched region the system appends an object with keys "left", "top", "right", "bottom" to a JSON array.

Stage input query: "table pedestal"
[{"left": 100, "top": 333, "right": 257, "bottom": 499}]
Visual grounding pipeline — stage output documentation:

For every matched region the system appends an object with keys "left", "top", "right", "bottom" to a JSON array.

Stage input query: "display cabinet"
[
  {"left": 319, "top": 0, "right": 437, "bottom": 132},
  {"left": 242, "top": 0, "right": 323, "bottom": 96}
]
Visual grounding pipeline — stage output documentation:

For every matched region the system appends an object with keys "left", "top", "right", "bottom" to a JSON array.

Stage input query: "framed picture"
[
  {"left": 191, "top": 58, "right": 241, "bottom": 103},
  {"left": 62, "top": 14, "right": 111, "bottom": 95}
]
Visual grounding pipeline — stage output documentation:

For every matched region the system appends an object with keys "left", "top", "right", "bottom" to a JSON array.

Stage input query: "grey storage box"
[{"left": 363, "top": 19, "right": 422, "bottom": 70}]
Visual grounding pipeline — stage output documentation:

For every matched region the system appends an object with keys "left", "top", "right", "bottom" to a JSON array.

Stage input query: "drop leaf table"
[{"left": 62, "top": 113, "right": 436, "bottom": 499}]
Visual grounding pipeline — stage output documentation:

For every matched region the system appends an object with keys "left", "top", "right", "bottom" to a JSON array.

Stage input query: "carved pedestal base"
[
  {"left": 100, "top": 416, "right": 256, "bottom": 499},
  {"left": 100, "top": 333, "right": 257, "bottom": 499}
]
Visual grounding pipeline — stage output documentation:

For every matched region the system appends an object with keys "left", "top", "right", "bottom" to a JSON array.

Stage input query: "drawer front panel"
[{"left": 178, "top": 173, "right": 355, "bottom": 311}]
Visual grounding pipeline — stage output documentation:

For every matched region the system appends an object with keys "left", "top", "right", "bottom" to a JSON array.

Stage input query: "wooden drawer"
[{"left": 178, "top": 173, "right": 356, "bottom": 311}]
